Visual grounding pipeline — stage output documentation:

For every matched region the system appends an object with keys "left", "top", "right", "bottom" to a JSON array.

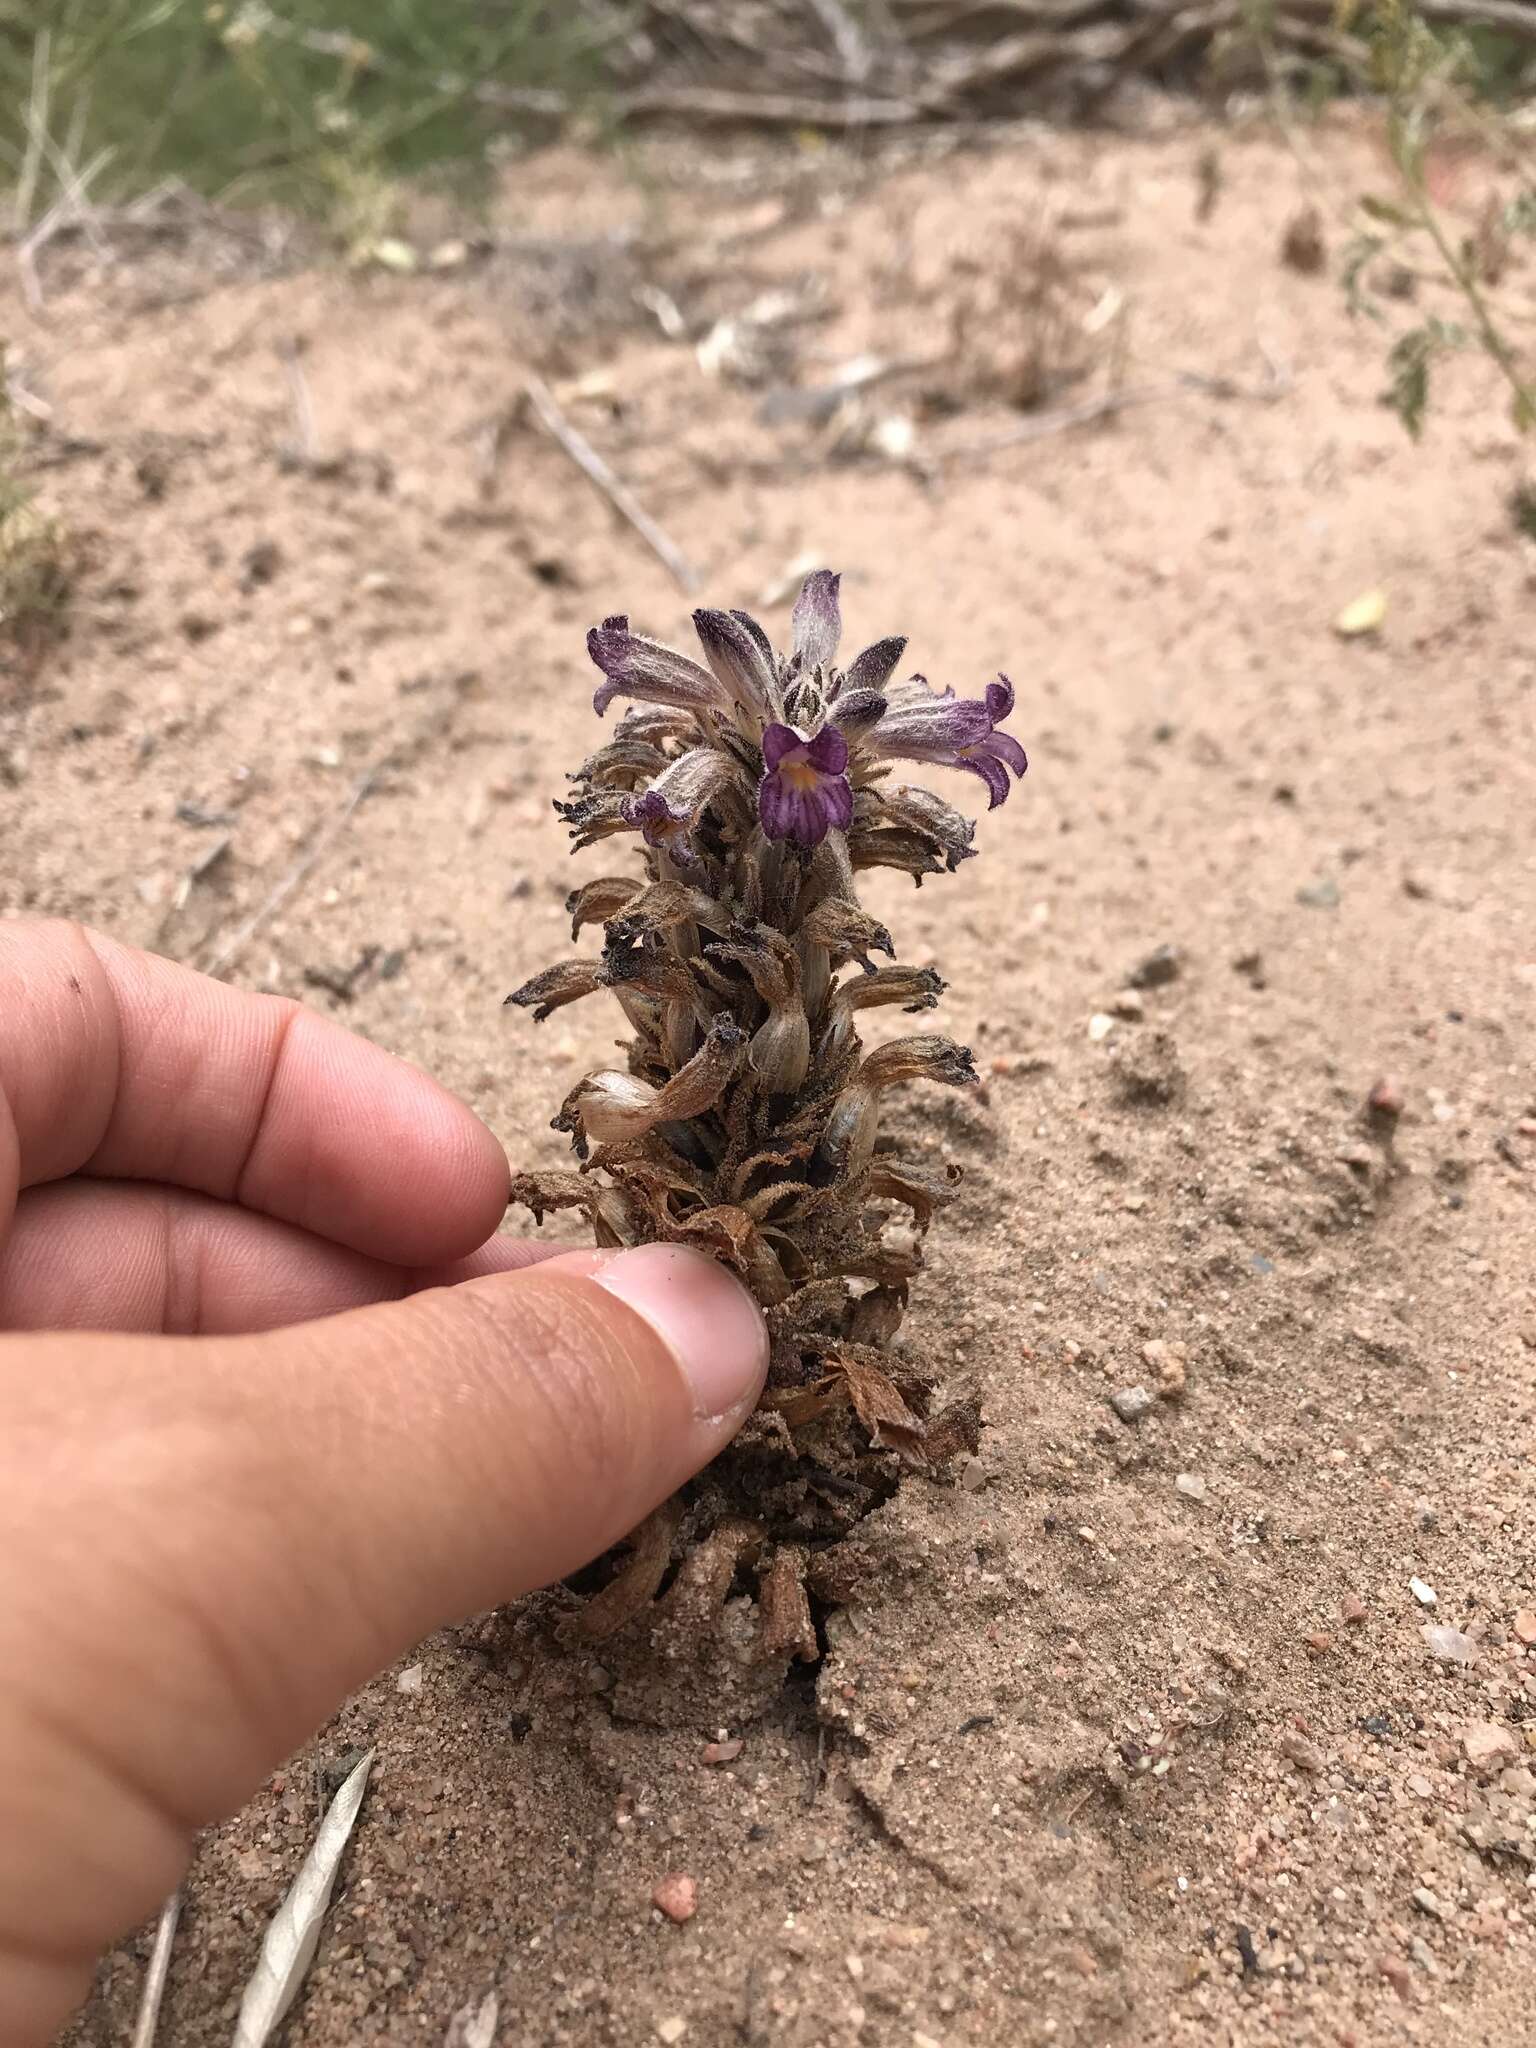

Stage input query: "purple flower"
[
  {"left": 865, "top": 673, "right": 1028, "bottom": 811},
  {"left": 757, "top": 723, "right": 854, "bottom": 848},
  {"left": 622, "top": 789, "right": 699, "bottom": 865},
  {"left": 588, "top": 615, "right": 731, "bottom": 719}
]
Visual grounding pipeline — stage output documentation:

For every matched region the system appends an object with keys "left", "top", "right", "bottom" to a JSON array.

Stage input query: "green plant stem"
[{"left": 1408, "top": 173, "right": 1536, "bottom": 427}]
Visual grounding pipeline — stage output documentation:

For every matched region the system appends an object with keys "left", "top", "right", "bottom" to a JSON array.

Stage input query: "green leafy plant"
[
  {"left": 1345, "top": 0, "right": 1536, "bottom": 440},
  {"left": 0, "top": 2, "right": 608, "bottom": 227}
]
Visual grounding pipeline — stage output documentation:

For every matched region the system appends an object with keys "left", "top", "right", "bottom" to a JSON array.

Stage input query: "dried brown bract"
[{"left": 508, "top": 572, "right": 1026, "bottom": 1716}]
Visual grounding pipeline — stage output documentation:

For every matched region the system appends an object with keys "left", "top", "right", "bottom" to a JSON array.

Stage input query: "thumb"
[{"left": 0, "top": 1243, "right": 766, "bottom": 2045}]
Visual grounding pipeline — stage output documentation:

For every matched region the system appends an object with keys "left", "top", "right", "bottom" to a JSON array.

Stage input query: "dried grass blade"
[
  {"left": 130, "top": 1889, "right": 181, "bottom": 2048},
  {"left": 232, "top": 1748, "right": 374, "bottom": 2048}
]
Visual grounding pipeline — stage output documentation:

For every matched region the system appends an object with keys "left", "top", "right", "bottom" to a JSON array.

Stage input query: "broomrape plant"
[{"left": 508, "top": 572, "right": 1026, "bottom": 1683}]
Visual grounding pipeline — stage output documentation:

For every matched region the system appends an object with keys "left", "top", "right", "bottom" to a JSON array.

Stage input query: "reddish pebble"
[
  {"left": 1514, "top": 1610, "right": 1536, "bottom": 1646},
  {"left": 651, "top": 1872, "right": 698, "bottom": 1924},
  {"left": 1377, "top": 1956, "right": 1412, "bottom": 1997},
  {"left": 1341, "top": 1595, "right": 1368, "bottom": 1626},
  {"left": 702, "top": 1739, "right": 744, "bottom": 1765},
  {"left": 1304, "top": 1631, "right": 1334, "bottom": 1657},
  {"left": 1367, "top": 1077, "right": 1405, "bottom": 1118}
]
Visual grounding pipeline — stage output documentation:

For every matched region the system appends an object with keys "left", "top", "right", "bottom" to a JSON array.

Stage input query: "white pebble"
[
  {"left": 396, "top": 1663, "right": 424, "bottom": 1693},
  {"left": 1409, "top": 1577, "right": 1437, "bottom": 1608},
  {"left": 1087, "top": 1012, "right": 1116, "bottom": 1042},
  {"left": 1420, "top": 1624, "right": 1476, "bottom": 1665}
]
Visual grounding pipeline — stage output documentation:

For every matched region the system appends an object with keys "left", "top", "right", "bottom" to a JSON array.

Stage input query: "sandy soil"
[{"left": 6, "top": 108, "right": 1536, "bottom": 2048}]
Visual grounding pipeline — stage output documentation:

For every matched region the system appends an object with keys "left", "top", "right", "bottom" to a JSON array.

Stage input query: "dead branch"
[{"left": 522, "top": 374, "right": 700, "bottom": 593}]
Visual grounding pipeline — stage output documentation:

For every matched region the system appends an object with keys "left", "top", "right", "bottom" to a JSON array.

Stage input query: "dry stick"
[
  {"left": 805, "top": 0, "right": 874, "bottom": 82},
  {"left": 277, "top": 338, "right": 319, "bottom": 465},
  {"left": 200, "top": 765, "right": 380, "bottom": 981},
  {"left": 14, "top": 28, "right": 53, "bottom": 235},
  {"left": 522, "top": 374, "right": 700, "bottom": 594},
  {"left": 15, "top": 141, "right": 115, "bottom": 314},
  {"left": 942, "top": 354, "right": 1291, "bottom": 460},
  {"left": 941, "top": 382, "right": 1181, "bottom": 459},
  {"left": 130, "top": 1891, "right": 182, "bottom": 2048}
]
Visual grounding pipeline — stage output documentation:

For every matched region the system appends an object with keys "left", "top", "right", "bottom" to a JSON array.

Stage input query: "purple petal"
[
  {"left": 692, "top": 608, "right": 779, "bottom": 719},
  {"left": 806, "top": 725, "right": 849, "bottom": 774},
  {"left": 986, "top": 729, "right": 1029, "bottom": 778},
  {"left": 822, "top": 771, "right": 855, "bottom": 832},
  {"left": 588, "top": 625, "right": 728, "bottom": 719},
  {"left": 758, "top": 769, "right": 849, "bottom": 848},
  {"left": 791, "top": 570, "right": 842, "bottom": 673},
  {"left": 623, "top": 789, "right": 680, "bottom": 831},
  {"left": 867, "top": 695, "right": 993, "bottom": 761},
  {"left": 761, "top": 721, "right": 803, "bottom": 772},
  {"left": 957, "top": 751, "right": 1012, "bottom": 810},
  {"left": 844, "top": 635, "right": 908, "bottom": 694},
  {"left": 986, "top": 673, "right": 1015, "bottom": 721},
  {"left": 757, "top": 772, "right": 801, "bottom": 842}
]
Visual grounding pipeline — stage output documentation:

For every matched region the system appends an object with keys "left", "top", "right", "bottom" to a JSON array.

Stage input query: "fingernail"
[{"left": 592, "top": 1243, "right": 768, "bottom": 1421}]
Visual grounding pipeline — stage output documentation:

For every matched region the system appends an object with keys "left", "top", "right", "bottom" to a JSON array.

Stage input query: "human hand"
[{"left": 0, "top": 920, "right": 768, "bottom": 2045}]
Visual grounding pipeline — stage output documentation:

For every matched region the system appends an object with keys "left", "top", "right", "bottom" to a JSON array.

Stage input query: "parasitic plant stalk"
[{"left": 507, "top": 571, "right": 1026, "bottom": 1715}]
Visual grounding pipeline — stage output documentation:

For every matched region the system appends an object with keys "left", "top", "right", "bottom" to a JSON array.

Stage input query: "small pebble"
[
  {"left": 1110, "top": 989, "right": 1145, "bottom": 1020},
  {"left": 395, "top": 1663, "right": 424, "bottom": 1694},
  {"left": 1175, "top": 1473, "right": 1207, "bottom": 1502},
  {"left": 1304, "top": 1631, "right": 1334, "bottom": 1658},
  {"left": 1143, "top": 1338, "right": 1187, "bottom": 1398},
  {"left": 1420, "top": 1624, "right": 1477, "bottom": 1665},
  {"left": 1412, "top": 1887, "right": 1447, "bottom": 1920},
  {"left": 1281, "top": 1732, "right": 1324, "bottom": 1773},
  {"left": 1409, "top": 1577, "right": 1437, "bottom": 1608},
  {"left": 1128, "top": 943, "right": 1182, "bottom": 988},
  {"left": 1367, "top": 1076, "right": 1405, "bottom": 1118},
  {"left": 1513, "top": 1609, "right": 1536, "bottom": 1645},
  {"left": 1110, "top": 1386, "right": 1153, "bottom": 1425},
  {"left": 1463, "top": 1721, "right": 1517, "bottom": 1767},
  {"left": 702, "top": 1739, "right": 744, "bottom": 1765},
  {"left": 1406, "top": 1772, "right": 1433, "bottom": 1798},
  {"left": 1378, "top": 1955, "right": 1412, "bottom": 1997},
  {"left": 1341, "top": 1594, "right": 1368, "bottom": 1626},
  {"left": 1088, "top": 1012, "right": 1116, "bottom": 1042},
  {"left": 651, "top": 1873, "right": 698, "bottom": 1924},
  {"left": 656, "top": 2021, "right": 687, "bottom": 2045}
]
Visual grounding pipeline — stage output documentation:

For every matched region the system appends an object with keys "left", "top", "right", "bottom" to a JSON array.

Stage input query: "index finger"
[{"left": 0, "top": 921, "right": 509, "bottom": 1266}]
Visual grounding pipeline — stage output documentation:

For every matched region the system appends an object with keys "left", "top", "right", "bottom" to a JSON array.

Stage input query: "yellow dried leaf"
[
  {"left": 367, "top": 237, "right": 419, "bottom": 274},
  {"left": 1333, "top": 588, "right": 1387, "bottom": 638}
]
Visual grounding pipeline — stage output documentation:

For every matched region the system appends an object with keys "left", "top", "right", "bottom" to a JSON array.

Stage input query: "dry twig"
[
  {"left": 522, "top": 374, "right": 699, "bottom": 592},
  {"left": 130, "top": 1891, "right": 182, "bottom": 2048},
  {"left": 200, "top": 767, "right": 379, "bottom": 981}
]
